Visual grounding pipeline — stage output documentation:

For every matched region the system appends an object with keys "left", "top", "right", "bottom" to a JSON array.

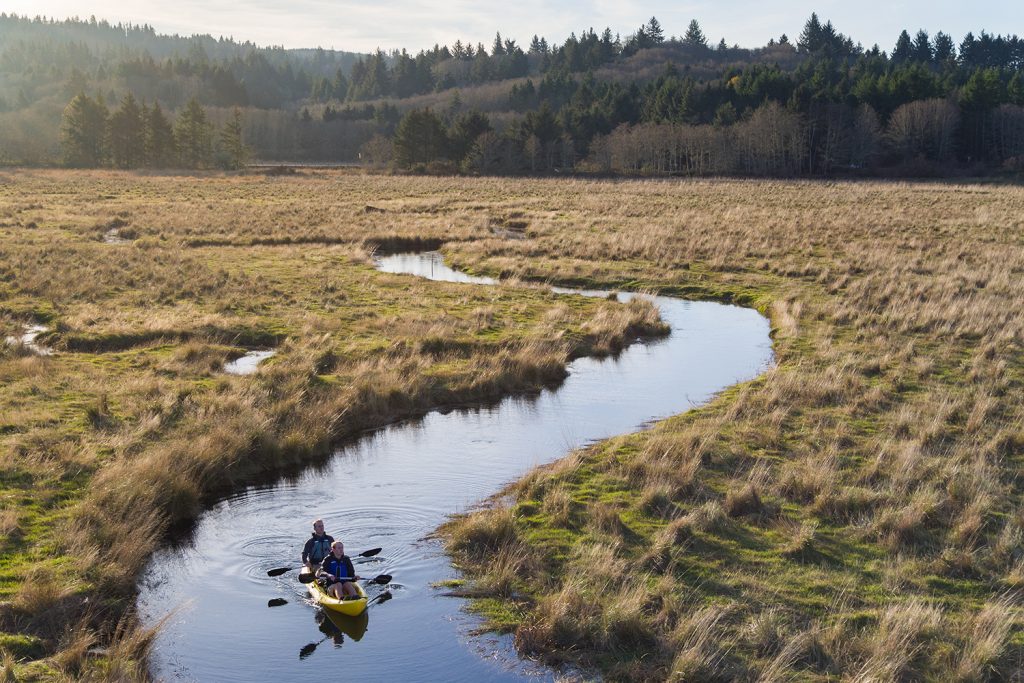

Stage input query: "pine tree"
[
  {"left": 332, "top": 68, "right": 349, "bottom": 100},
  {"left": 61, "top": 92, "right": 108, "bottom": 167},
  {"left": 1009, "top": 72, "right": 1024, "bottom": 106},
  {"left": 393, "top": 108, "right": 448, "bottom": 167},
  {"left": 933, "top": 32, "right": 956, "bottom": 63},
  {"left": 683, "top": 20, "right": 707, "bottom": 49},
  {"left": 218, "top": 108, "right": 249, "bottom": 169},
  {"left": 174, "top": 97, "right": 213, "bottom": 168},
  {"left": 108, "top": 92, "right": 145, "bottom": 168},
  {"left": 892, "top": 30, "right": 913, "bottom": 63},
  {"left": 646, "top": 17, "right": 665, "bottom": 45},
  {"left": 797, "top": 13, "right": 823, "bottom": 53},
  {"left": 492, "top": 32, "right": 506, "bottom": 56},
  {"left": 145, "top": 101, "right": 175, "bottom": 167},
  {"left": 911, "top": 30, "right": 933, "bottom": 63}
]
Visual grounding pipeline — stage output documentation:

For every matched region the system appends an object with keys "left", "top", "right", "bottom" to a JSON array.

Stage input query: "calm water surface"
[
  {"left": 223, "top": 350, "right": 277, "bottom": 375},
  {"left": 139, "top": 252, "right": 773, "bottom": 682}
]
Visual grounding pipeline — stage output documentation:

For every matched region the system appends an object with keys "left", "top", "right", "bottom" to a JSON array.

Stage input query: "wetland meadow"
[{"left": 1, "top": 170, "right": 1023, "bottom": 681}]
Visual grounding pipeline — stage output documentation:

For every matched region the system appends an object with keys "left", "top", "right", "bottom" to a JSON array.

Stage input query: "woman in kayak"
[
  {"left": 302, "top": 518, "right": 334, "bottom": 571},
  {"left": 318, "top": 540, "right": 361, "bottom": 599}
]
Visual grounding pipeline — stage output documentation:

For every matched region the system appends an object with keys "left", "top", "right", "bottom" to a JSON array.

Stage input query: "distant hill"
[{"left": 1, "top": 13, "right": 1022, "bottom": 176}]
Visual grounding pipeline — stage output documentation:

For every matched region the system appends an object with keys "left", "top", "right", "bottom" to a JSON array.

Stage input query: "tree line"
[
  {"left": 12, "top": 12, "right": 1024, "bottom": 177},
  {"left": 61, "top": 92, "right": 249, "bottom": 169}
]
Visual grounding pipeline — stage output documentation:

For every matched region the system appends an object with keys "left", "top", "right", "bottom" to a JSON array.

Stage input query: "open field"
[
  {"left": 0, "top": 170, "right": 665, "bottom": 679},
  {"left": 1, "top": 170, "right": 1023, "bottom": 680},
  {"left": 437, "top": 178, "right": 1024, "bottom": 680}
]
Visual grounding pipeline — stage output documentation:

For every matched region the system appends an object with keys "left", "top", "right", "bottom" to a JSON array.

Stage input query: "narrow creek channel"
[{"left": 138, "top": 251, "right": 774, "bottom": 682}]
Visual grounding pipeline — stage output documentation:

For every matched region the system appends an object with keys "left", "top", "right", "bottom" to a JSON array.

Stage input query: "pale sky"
[{"left": 3, "top": 1, "right": 1018, "bottom": 54}]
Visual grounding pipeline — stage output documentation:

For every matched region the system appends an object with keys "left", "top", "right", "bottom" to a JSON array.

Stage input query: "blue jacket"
[{"left": 319, "top": 553, "right": 356, "bottom": 583}]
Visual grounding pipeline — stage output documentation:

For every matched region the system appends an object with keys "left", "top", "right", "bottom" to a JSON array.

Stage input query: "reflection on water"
[
  {"left": 4, "top": 324, "right": 52, "bottom": 355},
  {"left": 140, "top": 251, "right": 774, "bottom": 682},
  {"left": 103, "top": 228, "right": 131, "bottom": 244},
  {"left": 224, "top": 350, "right": 276, "bottom": 375}
]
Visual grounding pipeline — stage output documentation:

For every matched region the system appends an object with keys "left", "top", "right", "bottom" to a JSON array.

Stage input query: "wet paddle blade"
[
  {"left": 299, "top": 642, "right": 319, "bottom": 659},
  {"left": 370, "top": 574, "right": 392, "bottom": 585},
  {"left": 266, "top": 567, "right": 291, "bottom": 577},
  {"left": 298, "top": 572, "right": 317, "bottom": 584},
  {"left": 267, "top": 598, "right": 288, "bottom": 607},
  {"left": 358, "top": 547, "right": 382, "bottom": 558}
]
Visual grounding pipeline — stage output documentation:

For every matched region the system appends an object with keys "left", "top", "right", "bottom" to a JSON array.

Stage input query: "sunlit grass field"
[
  {"left": 438, "top": 177, "right": 1024, "bottom": 681},
  {"left": 0, "top": 169, "right": 664, "bottom": 679},
  {"left": 1, "top": 169, "right": 1022, "bottom": 680}
]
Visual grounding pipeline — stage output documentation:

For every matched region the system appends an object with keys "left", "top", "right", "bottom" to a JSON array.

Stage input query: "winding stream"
[{"left": 139, "top": 251, "right": 773, "bottom": 682}]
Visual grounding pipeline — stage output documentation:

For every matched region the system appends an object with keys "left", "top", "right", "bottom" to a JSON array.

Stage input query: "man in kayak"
[
  {"left": 318, "top": 540, "right": 361, "bottom": 599},
  {"left": 302, "top": 519, "right": 334, "bottom": 571}
]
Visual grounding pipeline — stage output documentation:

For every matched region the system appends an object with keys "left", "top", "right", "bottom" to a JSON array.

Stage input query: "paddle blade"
[
  {"left": 267, "top": 598, "right": 288, "bottom": 607},
  {"left": 371, "top": 590, "right": 393, "bottom": 606},
  {"left": 299, "top": 642, "right": 318, "bottom": 660},
  {"left": 298, "top": 572, "right": 317, "bottom": 584},
  {"left": 267, "top": 567, "right": 291, "bottom": 577},
  {"left": 358, "top": 547, "right": 382, "bottom": 558},
  {"left": 370, "top": 574, "right": 392, "bottom": 585}
]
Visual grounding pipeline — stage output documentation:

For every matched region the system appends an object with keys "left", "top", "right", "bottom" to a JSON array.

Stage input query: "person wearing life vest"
[
  {"left": 318, "top": 540, "right": 361, "bottom": 599},
  {"left": 302, "top": 519, "right": 334, "bottom": 571}
]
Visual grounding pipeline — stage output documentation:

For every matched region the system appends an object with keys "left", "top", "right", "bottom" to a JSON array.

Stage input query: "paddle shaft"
[{"left": 267, "top": 547, "right": 382, "bottom": 577}]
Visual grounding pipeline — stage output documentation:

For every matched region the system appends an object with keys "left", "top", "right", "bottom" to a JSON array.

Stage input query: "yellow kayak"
[{"left": 306, "top": 575, "right": 368, "bottom": 617}]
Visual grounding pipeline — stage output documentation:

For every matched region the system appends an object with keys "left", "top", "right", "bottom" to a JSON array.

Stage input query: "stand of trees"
[
  {"left": 61, "top": 92, "right": 250, "bottom": 169},
  {"left": 6, "top": 12, "right": 1024, "bottom": 176}
]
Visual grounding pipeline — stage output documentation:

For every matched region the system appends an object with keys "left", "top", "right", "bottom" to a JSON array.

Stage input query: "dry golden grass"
[
  {"left": 439, "top": 176, "right": 1024, "bottom": 679},
  {"left": 0, "top": 169, "right": 666, "bottom": 678},
  {"left": 2, "top": 170, "right": 1023, "bottom": 679}
]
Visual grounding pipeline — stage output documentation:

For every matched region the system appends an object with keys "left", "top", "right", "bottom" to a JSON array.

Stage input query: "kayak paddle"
[
  {"left": 299, "top": 572, "right": 392, "bottom": 586},
  {"left": 267, "top": 547, "right": 382, "bottom": 577}
]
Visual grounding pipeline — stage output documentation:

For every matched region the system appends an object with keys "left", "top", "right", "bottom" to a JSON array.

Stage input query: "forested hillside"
[{"left": 1, "top": 12, "right": 1023, "bottom": 176}]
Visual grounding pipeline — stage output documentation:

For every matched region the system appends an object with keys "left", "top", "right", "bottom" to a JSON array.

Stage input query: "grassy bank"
[
  {"left": 0, "top": 170, "right": 666, "bottom": 679},
  {"left": 440, "top": 178, "right": 1024, "bottom": 680}
]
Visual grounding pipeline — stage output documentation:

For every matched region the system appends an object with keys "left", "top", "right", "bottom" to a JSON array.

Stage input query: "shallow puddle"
[
  {"left": 139, "top": 251, "right": 773, "bottom": 682},
  {"left": 224, "top": 350, "right": 276, "bottom": 375},
  {"left": 4, "top": 324, "right": 52, "bottom": 355},
  {"left": 103, "top": 228, "right": 131, "bottom": 244}
]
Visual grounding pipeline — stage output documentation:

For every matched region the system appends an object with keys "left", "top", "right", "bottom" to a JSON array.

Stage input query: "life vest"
[{"left": 309, "top": 535, "right": 332, "bottom": 563}]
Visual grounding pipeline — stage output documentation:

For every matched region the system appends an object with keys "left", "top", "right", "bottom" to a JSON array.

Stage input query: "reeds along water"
[
  {"left": 135, "top": 252, "right": 771, "bottom": 682},
  {"left": 2, "top": 172, "right": 1023, "bottom": 679}
]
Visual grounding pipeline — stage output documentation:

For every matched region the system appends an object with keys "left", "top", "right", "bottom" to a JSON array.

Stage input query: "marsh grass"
[
  {"left": 0, "top": 170, "right": 668, "bottom": 678},
  {"left": 440, "top": 176, "right": 1024, "bottom": 679},
  {"left": 3, "top": 171, "right": 1024, "bottom": 679}
]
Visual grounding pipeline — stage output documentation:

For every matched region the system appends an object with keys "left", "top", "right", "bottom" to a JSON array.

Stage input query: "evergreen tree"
[
  {"left": 61, "top": 92, "right": 108, "bottom": 167},
  {"left": 683, "top": 20, "right": 708, "bottom": 49},
  {"left": 218, "top": 108, "right": 249, "bottom": 169},
  {"left": 1009, "top": 72, "right": 1024, "bottom": 106},
  {"left": 933, "top": 32, "right": 956, "bottom": 63},
  {"left": 108, "top": 92, "right": 145, "bottom": 168},
  {"left": 392, "top": 108, "right": 448, "bottom": 167},
  {"left": 646, "top": 17, "right": 665, "bottom": 45},
  {"left": 174, "top": 97, "right": 213, "bottom": 168},
  {"left": 958, "top": 33, "right": 977, "bottom": 66},
  {"left": 911, "top": 30, "right": 933, "bottom": 63},
  {"left": 332, "top": 68, "right": 349, "bottom": 100},
  {"left": 492, "top": 32, "right": 506, "bottom": 56},
  {"left": 448, "top": 110, "right": 492, "bottom": 163},
  {"left": 892, "top": 30, "right": 913, "bottom": 63},
  {"left": 798, "top": 13, "right": 823, "bottom": 53},
  {"left": 145, "top": 101, "right": 175, "bottom": 167}
]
